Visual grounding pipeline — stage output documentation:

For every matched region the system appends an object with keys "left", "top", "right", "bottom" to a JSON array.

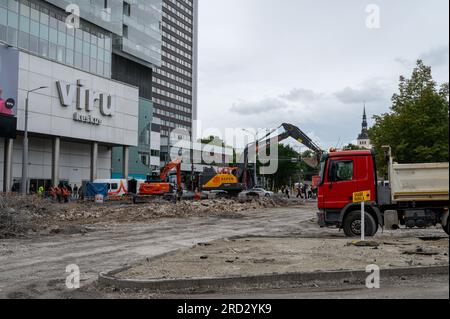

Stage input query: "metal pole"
[
  {"left": 254, "top": 140, "right": 258, "bottom": 187},
  {"left": 361, "top": 201, "right": 365, "bottom": 241},
  {"left": 191, "top": 145, "right": 195, "bottom": 192},
  {"left": 4, "top": 138, "right": 13, "bottom": 192},
  {"left": 20, "top": 87, "right": 47, "bottom": 195},
  {"left": 21, "top": 96, "right": 29, "bottom": 195}
]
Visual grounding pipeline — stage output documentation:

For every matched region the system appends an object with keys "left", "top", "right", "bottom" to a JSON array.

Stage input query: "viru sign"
[{"left": 56, "top": 79, "right": 114, "bottom": 125}]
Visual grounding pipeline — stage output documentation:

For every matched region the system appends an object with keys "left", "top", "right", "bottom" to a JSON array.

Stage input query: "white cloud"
[
  {"left": 279, "top": 88, "right": 324, "bottom": 102},
  {"left": 420, "top": 46, "right": 449, "bottom": 67},
  {"left": 334, "top": 79, "right": 392, "bottom": 105},
  {"left": 230, "top": 98, "right": 290, "bottom": 115},
  {"left": 198, "top": 0, "right": 449, "bottom": 149}
]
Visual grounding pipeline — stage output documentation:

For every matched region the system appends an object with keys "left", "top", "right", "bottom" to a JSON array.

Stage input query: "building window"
[
  {"left": 140, "top": 154, "right": 150, "bottom": 166},
  {"left": 123, "top": 2, "right": 131, "bottom": 16},
  {"left": 123, "top": 24, "right": 128, "bottom": 38},
  {"left": 151, "top": 149, "right": 160, "bottom": 157}
]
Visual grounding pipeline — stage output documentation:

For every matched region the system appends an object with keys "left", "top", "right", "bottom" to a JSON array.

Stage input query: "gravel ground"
[
  {"left": 0, "top": 194, "right": 297, "bottom": 238},
  {"left": 117, "top": 234, "right": 449, "bottom": 280}
]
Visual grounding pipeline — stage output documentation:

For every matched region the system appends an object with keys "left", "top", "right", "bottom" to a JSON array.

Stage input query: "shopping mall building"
[{"left": 0, "top": 0, "right": 187, "bottom": 192}]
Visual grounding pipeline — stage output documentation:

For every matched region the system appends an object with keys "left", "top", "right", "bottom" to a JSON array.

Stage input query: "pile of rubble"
[
  {"left": 53, "top": 197, "right": 285, "bottom": 223},
  {"left": 0, "top": 194, "right": 56, "bottom": 238},
  {"left": 0, "top": 194, "right": 298, "bottom": 238}
]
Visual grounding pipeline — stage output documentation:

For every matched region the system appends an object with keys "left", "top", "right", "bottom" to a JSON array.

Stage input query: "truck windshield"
[{"left": 318, "top": 154, "right": 328, "bottom": 185}]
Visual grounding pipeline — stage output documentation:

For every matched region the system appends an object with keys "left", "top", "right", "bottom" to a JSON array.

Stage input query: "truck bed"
[{"left": 390, "top": 162, "right": 449, "bottom": 202}]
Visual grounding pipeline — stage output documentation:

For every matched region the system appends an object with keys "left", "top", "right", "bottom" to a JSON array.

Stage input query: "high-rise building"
[
  {"left": 152, "top": 0, "right": 198, "bottom": 166},
  {"left": 0, "top": 0, "right": 164, "bottom": 192},
  {"left": 110, "top": 0, "right": 164, "bottom": 178}
]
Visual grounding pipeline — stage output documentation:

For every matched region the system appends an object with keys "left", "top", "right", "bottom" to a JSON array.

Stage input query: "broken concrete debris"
[{"left": 0, "top": 194, "right": 299, "bottom": 238}]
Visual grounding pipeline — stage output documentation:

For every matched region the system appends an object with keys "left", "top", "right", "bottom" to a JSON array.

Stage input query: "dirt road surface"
[
  {"left": 0, "top": 203, "right": 316, "bottom": 299},
  {"left": 117, "top": 236, "right": 448, "bottom": 280},
  {"left": 1, "top": 201, "right": 448, "bottom": 299}
]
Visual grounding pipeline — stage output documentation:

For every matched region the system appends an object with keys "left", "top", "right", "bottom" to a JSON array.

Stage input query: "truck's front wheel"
[
  {"left": 444, "top": 222, "right": 449, "bottom": 236},
  {"left": 343, "top": 211, "right": 378, "bottom": 237}
]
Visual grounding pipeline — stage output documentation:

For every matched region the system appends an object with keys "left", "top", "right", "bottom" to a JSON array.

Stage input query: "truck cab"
[
  {"left": 317, "top": 148, "right": 449, "bottom": 237},
  {"left": 317, "top": 150, "right": 381, "bottom": 237}
]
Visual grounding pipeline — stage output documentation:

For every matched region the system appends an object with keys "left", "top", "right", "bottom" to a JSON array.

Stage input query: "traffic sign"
[
  {"left": 353, "top": 190, "right": 371, "bottom": 203},
  {"left": 353, "top": 190, "right": 371, "bottom": 241}
]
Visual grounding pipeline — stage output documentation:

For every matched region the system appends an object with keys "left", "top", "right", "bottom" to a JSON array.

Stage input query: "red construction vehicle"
[
  {"left": 317, "top": 147, "right": 449, "bottom": 237},
  {"left": 135, "top": 159, "right": 182, "bottom": 202}
]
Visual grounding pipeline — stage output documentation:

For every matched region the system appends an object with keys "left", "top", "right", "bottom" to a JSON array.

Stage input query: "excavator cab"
[{"left": 146, "top": 172, "right": 163, "bottom": 183}]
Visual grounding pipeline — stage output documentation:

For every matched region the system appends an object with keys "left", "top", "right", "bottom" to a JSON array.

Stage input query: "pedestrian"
[
  {"left": 55, "top": 185, "right": 62, "bottom": 203},
  {"left": 78, "top": 186, "right": 84, "bottom": 200},
  {"left": 285, "top": 186, "right": 290, "bottom": 199},
  {"left": 67, "top": 184, "right": 73, "bottom": 201},
  {"left": 73, "top": 184, "right": 78, "bottom": 200},
  {"left": 62, "top": 185, "right": 70, "bottom": 203},
  {"left": 296, "top": 184, "right": 302, "bottom": 198},
  {"left": 38, "top": 185, "right": 45, "bottom": 197},
  {"left": 49, "top": 186, "right": 56, "bottom": 201}
]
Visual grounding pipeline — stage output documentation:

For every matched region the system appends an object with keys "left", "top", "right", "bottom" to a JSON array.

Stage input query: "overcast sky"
[{"left": 196, "top": 0, "right": 449, "bottom": 150}]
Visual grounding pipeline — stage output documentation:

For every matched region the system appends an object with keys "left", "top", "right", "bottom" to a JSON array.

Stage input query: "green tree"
[
  {"left": 199, "top": 136, "right": 237, "bottom": 165},
  {"left": 262, "top": 144, "right": 319, "bottom": 189},
  {"left": 369, "top": 60, "right": 449, "bottom": 177},
  {"left": 199, "top": 136, "right": 226, "bottom": 147}
]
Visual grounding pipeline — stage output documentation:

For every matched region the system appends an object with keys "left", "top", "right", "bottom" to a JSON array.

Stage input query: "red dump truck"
[{"left": 317, "top": 146, "right": 449, "bottom": 237}]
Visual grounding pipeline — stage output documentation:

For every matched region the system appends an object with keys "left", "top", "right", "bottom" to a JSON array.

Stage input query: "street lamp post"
[
  {"left": 242, "top": 128, "right": 260, "bottom": 188},
  {"left": 21, "top": 86, "right": 48, "bottom": 195}
]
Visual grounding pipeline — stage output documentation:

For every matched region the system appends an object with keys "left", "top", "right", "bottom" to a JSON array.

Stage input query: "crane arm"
[{"left": 237, "top": 123, "right": 323, "bottom": 188}]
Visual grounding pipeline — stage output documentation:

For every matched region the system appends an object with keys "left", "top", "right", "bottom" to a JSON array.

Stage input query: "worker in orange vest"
[
  {"left": 62, "top": 186, "right": 70, "bottom": 203},
  {"left": 194, "top": 188, "right": 201, "bottom": 201},
  {"left": 49, "top": 186, "right": 56, "bottom": 201},
  {"left": 55, "top": 186, "right": 62, "bottom": 203}
]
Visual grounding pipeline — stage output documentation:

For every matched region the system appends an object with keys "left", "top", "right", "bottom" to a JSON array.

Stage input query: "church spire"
[
  {"left": 358, "top": 104, "right": 369, "bottom": 140},
  {"left": 362, "top": 104, "right": 368, "bottom": 130}
]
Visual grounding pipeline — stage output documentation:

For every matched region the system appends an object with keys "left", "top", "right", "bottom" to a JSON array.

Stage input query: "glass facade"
[
  {"left": 0, "top": 0, "right": 113, "bottom": 77},
  {"left": 112, "top": 98, "right": 160, "bottom": 179},
  {"left": 45, "top": 0, "right": 124, "bottom": 35},
  {"left": 114, "top": 0, "right": 163, "bottom": 67}
]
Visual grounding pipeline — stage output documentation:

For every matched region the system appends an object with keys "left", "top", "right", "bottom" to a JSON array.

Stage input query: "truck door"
[
  {"left": 354, "top": 155, "right": 376, "bottom": 202},
  {"left": 323, "top": 157, "right": 357, "bottom": 209}
]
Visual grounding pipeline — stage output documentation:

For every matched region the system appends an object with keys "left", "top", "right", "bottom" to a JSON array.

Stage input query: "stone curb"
[{"left": 98, "top": 265, "right": 449, "bottom": 292}]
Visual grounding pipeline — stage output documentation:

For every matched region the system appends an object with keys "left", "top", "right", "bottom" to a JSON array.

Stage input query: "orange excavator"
[{"left": 136, "top": 158, "right": 182, "bottom": 202}]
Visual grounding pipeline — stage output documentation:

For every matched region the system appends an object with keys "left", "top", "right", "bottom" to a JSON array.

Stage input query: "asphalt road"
[
  {"left": 0, "top": 204, "right": 317, "bottom": 299},
  {"left": 163, "top": 274, "right": 449, "bottom": 299}
]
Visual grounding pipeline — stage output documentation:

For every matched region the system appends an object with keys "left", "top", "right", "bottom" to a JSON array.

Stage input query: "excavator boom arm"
[
  {"left": 160, "top": 159, "right": 182, "bottom": 187},
  {"left": 237, "top": 123, "right": 323, "bottom": 188}
]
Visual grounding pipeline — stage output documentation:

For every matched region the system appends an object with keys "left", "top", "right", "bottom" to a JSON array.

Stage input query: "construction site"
[
  {"left": 0, "top": 192, "right": 448, "bottom": 299},
  {"left": 0, "top": 0, "right": 449, "bottom": 304},
  {"left": 1, "top": 95, "right": 449, "bottom": 300}
]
